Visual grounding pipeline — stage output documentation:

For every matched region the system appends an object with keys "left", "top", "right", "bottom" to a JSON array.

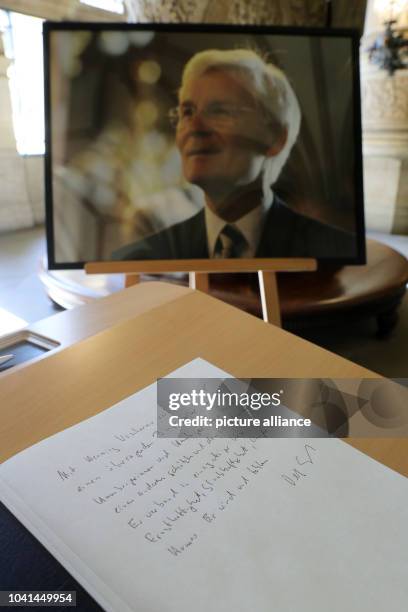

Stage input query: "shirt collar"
[{"left": 204, "top": 193, "right": 274, "bottom": 257}]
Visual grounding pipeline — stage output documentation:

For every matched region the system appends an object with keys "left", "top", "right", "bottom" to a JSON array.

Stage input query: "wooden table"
[
  {"left": 0, "top": 281, "right": 406, "bottom": 477},
  {"left": 0, "top": 281, "right": 406, "bottom": 607}
]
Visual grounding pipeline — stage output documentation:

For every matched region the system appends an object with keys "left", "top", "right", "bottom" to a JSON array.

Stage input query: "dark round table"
[
  {"left": 186, "top": 239, "right": 408, "bottom": 337},
  {"left": 42, "top": 239, "right": 408, "bottom": 338}
]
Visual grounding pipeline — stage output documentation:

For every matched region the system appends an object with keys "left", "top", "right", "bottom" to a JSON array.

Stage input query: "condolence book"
[{"left": 0, "top": 359, "right": 406, "bottom": 611}]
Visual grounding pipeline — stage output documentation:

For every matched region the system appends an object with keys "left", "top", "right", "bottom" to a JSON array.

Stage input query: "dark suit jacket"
[{"left": 112, "top": 197, "right": 357, "bottom": 260}]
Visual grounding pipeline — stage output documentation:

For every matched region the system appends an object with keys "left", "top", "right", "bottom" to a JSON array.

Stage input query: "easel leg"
[
  {"left": 125, "top": 274, "right": 140, "bottom": 288},
  {"left": 189, "top": 272, "right": 209, "bottom": 293},
  {"left": 258, "top": 271, "right": 281, "bottom": 326}
]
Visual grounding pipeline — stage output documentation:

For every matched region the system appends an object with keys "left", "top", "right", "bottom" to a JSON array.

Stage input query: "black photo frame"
[{"left": 43, "top": 22, "right": 366, "bottom": 271}]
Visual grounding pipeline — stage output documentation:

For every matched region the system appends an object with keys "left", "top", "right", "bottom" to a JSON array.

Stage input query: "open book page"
[{"left": 0, "top": 358, "right": 407, "bottom": 612}]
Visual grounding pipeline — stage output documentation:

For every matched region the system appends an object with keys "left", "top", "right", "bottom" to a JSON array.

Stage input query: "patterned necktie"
[{"left": 214, "top": 224, "right": 247, "bottom": 258}]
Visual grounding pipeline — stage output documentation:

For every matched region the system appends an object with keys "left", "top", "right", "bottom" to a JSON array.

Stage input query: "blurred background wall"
[{"left": 361, "top": 0, "right": 408, "bottom": 234}]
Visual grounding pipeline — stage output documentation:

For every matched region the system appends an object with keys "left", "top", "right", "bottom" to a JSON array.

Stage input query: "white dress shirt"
[{"left": 204, "top": 194, "right": 274, "bottom": 258}]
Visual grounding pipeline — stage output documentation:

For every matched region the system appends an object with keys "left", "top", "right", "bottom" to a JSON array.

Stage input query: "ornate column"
[
  {"left": 360, "top": 0, "right": 408, "bottom": 234},
  {"left": 0, "top": 31, "right": 33, "bottom": 231}
]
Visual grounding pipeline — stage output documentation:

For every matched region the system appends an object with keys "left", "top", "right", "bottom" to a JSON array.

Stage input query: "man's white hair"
[{"left": 179, "top": 48, "right": 301, "bottom": 189}]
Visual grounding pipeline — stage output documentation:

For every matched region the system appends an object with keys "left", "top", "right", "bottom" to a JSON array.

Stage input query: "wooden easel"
[{"left": 85, "top": 258, "right": 317, "bottom": 327}]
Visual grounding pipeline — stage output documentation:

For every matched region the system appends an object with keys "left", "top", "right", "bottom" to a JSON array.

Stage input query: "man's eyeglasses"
[{"left": 168, "top": 102, "right": 258, "bottom": 129}]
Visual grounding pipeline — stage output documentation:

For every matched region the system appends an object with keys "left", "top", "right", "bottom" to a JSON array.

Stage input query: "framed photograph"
[{"left": 44, "top": 23, "right": 365, "bottom": 271}]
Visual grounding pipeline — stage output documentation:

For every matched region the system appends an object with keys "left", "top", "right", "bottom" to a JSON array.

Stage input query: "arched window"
[{"left": 0, "top": 9, "right": 44, "bottom": 155}]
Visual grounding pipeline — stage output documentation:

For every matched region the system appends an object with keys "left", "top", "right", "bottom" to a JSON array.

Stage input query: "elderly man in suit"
[{"left": 113, "top": 48, "right": 355, "bottom": 260}]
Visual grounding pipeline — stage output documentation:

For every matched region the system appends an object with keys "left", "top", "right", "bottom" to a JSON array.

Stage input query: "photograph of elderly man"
[{"left": 113, "top": 48, "right": 355, "bottom": 261}]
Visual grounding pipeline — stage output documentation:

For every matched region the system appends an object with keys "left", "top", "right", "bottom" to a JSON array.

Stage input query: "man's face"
[{"left": 175, "top": 70, "right": 274, "bottom": 209}]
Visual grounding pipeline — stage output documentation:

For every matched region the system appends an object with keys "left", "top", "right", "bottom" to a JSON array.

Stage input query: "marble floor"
[
  {"left": 0, "top": 227, "right": 61, "bottom": 333},
  {"left": 0, "top": 225, "right": 407, "bottom": 377}
]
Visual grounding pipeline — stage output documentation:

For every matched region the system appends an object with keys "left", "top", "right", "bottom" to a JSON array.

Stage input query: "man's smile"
[{"left": 186, "top": 147, "right": 221, "bottom": 157}]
